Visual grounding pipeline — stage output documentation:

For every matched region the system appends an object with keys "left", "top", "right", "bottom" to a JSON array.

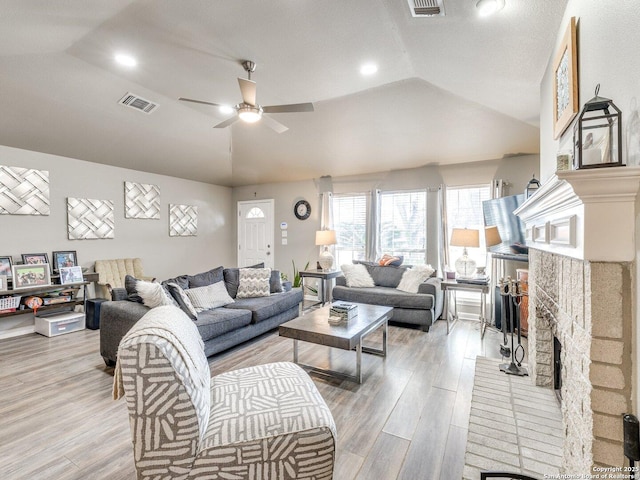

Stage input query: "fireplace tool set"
[{"left": 498, "top": 277, "right": 528, "bottom": 376}]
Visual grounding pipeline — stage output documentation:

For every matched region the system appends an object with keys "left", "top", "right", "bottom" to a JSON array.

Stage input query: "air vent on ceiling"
[
  {"left": 118, "top": 92, "right": 159, "bottom": 114},
  {"left": 407, "top": 0, "right": 445, "bottom": 17}
]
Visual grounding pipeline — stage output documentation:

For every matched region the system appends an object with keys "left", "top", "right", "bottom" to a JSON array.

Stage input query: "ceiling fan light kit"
[
  {"left": 476, "top": 0, "right": 505, "bottom": 17},
  {"left": 238, "top": 105, "right": 262, "bottom": 123},
  {"left": 179, "top": 60, "right": 313, "bottom": 133}
]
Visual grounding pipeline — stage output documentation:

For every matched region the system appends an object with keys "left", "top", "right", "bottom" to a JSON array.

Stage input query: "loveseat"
[
  {"left": 332, "top": 262, "right": 444, "bottom": 332},
  {"left": 100, "top": 265, "right": 303, "bottom": 366}
]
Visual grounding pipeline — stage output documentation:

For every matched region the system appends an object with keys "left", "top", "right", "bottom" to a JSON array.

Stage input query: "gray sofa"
[
  {"left": 332, "top": 262, "right": 443, "bottom": 331},
  {"left": 100, "top": 266, "right": 303, "bottom": 366}
]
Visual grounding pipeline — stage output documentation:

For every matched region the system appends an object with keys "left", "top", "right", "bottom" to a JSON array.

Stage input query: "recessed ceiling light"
[
  {"left": 114, "top": 53, "right": 137, "bottom": 67},
  {"left": 219, "top": 105, "right": 234, "bottom": 115},
  {"left": 476, "top": 0, "right": 505, "bottom": 17},
  {"left": 360, "top": 63, "right": 378, "bottom": 76}
]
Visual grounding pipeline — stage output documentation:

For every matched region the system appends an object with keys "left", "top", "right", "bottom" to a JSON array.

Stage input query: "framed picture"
[
  {"left": 21, "top": 253, "right": 50, "bottom": 268},
  {"left": 59, "top": 266, "right": 83, "bottom": 285},
  {"left": 52, "top": 251, "right": 78, "bottom": 273},
  {"left": 12, "top": 264, "right": 51, "bottom": 289},
  {"left": 553, "top": 17, "right": 578, "bottom": 139},
  {"left": 0, "top": 275, "right": 6, "bottom": 291},
  {"left": 0, "top": 256, "right": 12, "bottom": 276}
]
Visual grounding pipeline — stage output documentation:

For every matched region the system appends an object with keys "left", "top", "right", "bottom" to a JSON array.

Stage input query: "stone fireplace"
[{"left": 515, "top": 168, "right": 640, "bottom": 473}]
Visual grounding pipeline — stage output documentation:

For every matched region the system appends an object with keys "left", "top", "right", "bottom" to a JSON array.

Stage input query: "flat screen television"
[{"left": 482, "top": 194, "right": 527, "bottom": 256}]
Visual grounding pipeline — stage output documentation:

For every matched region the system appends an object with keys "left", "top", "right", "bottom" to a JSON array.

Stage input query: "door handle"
[{"left": 266, "top": 251, "right": 271, "bottom": 256}]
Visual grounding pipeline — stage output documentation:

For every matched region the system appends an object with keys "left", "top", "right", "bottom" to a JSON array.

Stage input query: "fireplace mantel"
[{"left": 515, "top": 167, "right": 640, "bottom": 261}]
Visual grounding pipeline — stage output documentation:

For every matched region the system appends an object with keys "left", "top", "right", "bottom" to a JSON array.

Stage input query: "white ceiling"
[{"left": 0, "top": 0, "right": 567, "bottom": 186}]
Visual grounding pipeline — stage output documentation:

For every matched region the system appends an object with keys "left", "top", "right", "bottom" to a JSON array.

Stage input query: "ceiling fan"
[{"left": 179, "top": 60, "right": 314, "bottom": 133}]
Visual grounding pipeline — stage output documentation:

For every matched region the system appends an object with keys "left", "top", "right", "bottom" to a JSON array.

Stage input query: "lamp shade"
[
  {"left": 450, "top": 228, "right": 480, "bottom": 248},
  {"left": 315, "top": 230, "right": 337, "bottom": 246},
  {"left": 485, "top": 226, "right": 502, "bottom": 247}
]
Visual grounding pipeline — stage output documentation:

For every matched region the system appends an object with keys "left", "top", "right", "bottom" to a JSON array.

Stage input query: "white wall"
[
  {"left": 232, "top": 155, "right": 540, "bottom": 280},
  {"left": 0, "top": 144, "right": 235, "bottom": 281},
  {"left": 539, "top": 0, "right": 640, "bottom": 412}
]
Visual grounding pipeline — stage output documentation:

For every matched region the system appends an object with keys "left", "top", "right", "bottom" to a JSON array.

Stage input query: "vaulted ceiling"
[{"left": 0, "top": 0, "right": 567, "bottom": 186}]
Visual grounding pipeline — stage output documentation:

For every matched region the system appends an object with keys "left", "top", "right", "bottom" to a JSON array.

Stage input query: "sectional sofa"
[{"left": 100, "top": 265, "right": 303, "bottom": 366}]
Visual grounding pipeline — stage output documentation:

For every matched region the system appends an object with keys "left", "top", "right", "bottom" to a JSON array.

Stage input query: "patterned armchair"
[
  {"left": 94, "top": 257, "right": 153, "bottom": 299},
  {"left": 114, "top": 305, "right": 337, "bottom": 480}
]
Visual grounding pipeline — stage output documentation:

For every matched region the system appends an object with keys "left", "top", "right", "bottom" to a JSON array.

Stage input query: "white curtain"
[
  {"left": 438, "top": 184, "right": 449, "bottom": 275},
  {"left": 365, "top": 189, "right": 381, "bottom": 262},
  {"left": 320, "top": 191, "right": 333, "bottom": 230},
  {"left": 491, "top": 179, "right": 505, "bottom": 199}
]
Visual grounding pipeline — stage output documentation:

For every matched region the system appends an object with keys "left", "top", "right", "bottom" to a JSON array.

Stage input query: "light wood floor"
[{"left": 0, "top": 317, "right": 517, "bottom": 480}]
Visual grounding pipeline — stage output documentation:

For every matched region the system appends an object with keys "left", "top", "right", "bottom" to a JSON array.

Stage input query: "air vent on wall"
[
  {"left": 118, "top": 92, "right": 159, "bottom": 114},
  {"left": 407, "top": 0, "right": 445, "bottom": 17}
]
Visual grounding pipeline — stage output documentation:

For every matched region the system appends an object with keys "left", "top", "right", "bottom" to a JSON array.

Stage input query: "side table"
[
  {"left": 440, "top": 279, "right": 490, "bottom": 337},
  {"left": 299, "top": 269, "right": 342, "bottom": 309}
]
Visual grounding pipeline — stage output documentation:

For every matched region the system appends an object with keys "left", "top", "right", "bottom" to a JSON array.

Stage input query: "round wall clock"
[{"left": 294, "top": 200, "right": 311, "bottom": 220}]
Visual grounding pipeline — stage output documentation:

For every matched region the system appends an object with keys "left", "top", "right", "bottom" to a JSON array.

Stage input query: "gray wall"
[
  {"left": 0, "top": 144, "right": 235, "bottom": 281},
  {"left": 232, "top": 154, "right": 540, "bottom": 280}
]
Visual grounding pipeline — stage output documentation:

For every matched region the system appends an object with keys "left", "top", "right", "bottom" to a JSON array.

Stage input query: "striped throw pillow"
[{"left": 236, "top": 268, "right": 271, "bottom": 298}]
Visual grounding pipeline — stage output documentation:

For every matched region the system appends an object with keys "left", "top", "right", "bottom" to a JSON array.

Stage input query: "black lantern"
[
  {"left": 525, "top": 174, "right": 541, "bottom": 199},
  {"left": 573, "top": 84, "right": 623, "bottom": 169}
]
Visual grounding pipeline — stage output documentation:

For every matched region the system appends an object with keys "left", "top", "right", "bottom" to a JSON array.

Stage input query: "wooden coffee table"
[{"left": 279, "top": 302, "right": 392, "bottom": 383}]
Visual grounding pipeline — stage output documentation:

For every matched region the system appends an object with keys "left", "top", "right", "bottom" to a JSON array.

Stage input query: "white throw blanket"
[{"left": 113, "top": 305, "right": 209, "bottom": 401}]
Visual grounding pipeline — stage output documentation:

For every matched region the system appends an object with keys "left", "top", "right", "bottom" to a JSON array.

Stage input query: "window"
[
  {"left": 332, "top": 194, "right": 367, "bottom": 267},
  {"left": 446, "top": 184, "right": 491, "bottom": 269},
  {"left": 379, "top": 190, "right": 427, "bottom": 265},
  {"left": 246, "top": 207, "right": 265, "bottom": 219}
]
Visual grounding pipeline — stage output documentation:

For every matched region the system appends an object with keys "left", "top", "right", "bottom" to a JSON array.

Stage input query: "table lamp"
[
  {"left": 315, "top": 230, "right": 337, "bottom": 271},
  {"left": 450, "top": 228, "right": 479, "bottom": 278},
  {"left": 485, "top": 226, "right": 502, "bottom": 249}
]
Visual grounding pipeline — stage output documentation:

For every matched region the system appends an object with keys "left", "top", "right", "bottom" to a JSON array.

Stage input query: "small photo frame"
[
  {"left": 12, "top": 264, "right": 51, "bottom": 289},
  {"left": 52, "top": 251, "right": 78, "bottom": 273},
  {"left": 0, "top": 275, "right": 7, "bottom": 291},
  {"left": 59, "top": 266, "right": 83, "bottom": 285},
  {"left": 21, "top": 253, "right": 50, "bottom": 270},
  {"left": 0, "top": 256, "right": 12, "bottom": 277}
]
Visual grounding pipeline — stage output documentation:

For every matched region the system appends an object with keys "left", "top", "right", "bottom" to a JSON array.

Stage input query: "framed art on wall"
[{"left": 553, "top": 17, "right": 578, "bottom": 139}]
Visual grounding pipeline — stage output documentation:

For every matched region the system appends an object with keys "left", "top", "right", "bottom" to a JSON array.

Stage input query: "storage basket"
[{"left": 0, "top": 296, "right": 21, "bottom": 311}]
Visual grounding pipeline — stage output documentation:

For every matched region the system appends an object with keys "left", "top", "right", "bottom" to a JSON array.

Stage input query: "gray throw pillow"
[
  {"left": 165, "top": 282, "right": 198, "bottom": 320},
  {"left": 124, "top": 274, "right": 143, "bottom": 303},
  {"left": 162, "top": 274, "right": 189, "bottom": 290},
  {"left": 270, "top": 269, "right": 283, "bottom": 293},
  {"left": 188, "top": 266, "right": 224, "bottom": 288},
  {"left": 185, "top": 282, "right": 234, "bottom": 310}
]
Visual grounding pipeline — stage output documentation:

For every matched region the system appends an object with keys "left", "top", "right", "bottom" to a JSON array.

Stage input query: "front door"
[{"left": 237, "top": 199, "right": 274, "bottom": 268}]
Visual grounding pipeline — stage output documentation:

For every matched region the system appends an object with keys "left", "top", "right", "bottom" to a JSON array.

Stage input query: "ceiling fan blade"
[
  {"left": 238, "top": 78, "right": 257, "bottom": 106},
  {"left": 263, "top": 102, "right": 314, "bottom": 114},
  {"left": 214, "top": 115, "right": 240, "bottom": 129},
  {"left": 261, "top": 115, "right": 289, "bottom": 134},
  {"left": 179, "top": 97, "right": 222, "bottom": 107}
]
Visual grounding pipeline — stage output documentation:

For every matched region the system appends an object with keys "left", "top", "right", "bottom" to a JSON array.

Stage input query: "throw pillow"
[
  {"left": 270, "top": 269, "right": 283, "bottom": 293},
  {"left": 135, "top": 280, "right": 176, "bottom": 309},
  {"left": 236, "top": 268, "right": 271, "bottom": 298},
  {"left": 341, "top": 264, "right": 375, "bottom": 288},
  {"left": 223, "top": 263, "right": 265, "bottom": 298},
  {"left": 397, "top": 264, "right": 436, "bottom": 293},
  {"left": 124, "top": 275, "right": 144, "bottom": 303},
  {"left": 187, "top": 266, "right": 224, "bottom": 288},
  {"left": 378, "top": 254, "right": 404, "bottom": 267},
  {"left": 165, "top": 282, "right": 198, "bottom": 320},
  {"left": 185, "top": 281, "right": 235, "bottom": 311}
]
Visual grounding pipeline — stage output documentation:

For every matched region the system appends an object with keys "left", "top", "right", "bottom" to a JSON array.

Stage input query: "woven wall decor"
[
  {"left": 0, "top": 165, "right": 50, "bottom": 215},
  {"left": 169, "top": 204, "right": 197, "bottom": 237},
  {"left": 124, "top": 181, "right": 160, "bottom": 219},
  {"left": 67, "top": 197, "right": 115, "bottom": 240}
]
